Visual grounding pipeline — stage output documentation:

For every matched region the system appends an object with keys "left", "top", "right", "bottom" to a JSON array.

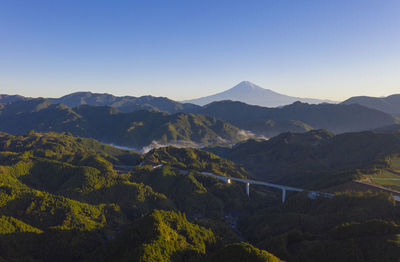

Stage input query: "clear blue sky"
[{"left": 0, "top": 0, "right": 399, "bottom": 101}]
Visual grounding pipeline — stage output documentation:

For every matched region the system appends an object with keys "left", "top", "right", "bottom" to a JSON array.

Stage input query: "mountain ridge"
[
  {"left": 0, "top": 81, "right": 337, "bottom": 111},
  {"left": 50, "top": 92, "right": 201, "bottom": 114},
  {"left": 192, "top": 100, "right": 399, "bottom": 136},
  {"left": 0, "top": 98, "right": 249, "bottom": 150},
  {"left": 342, "top": 94, "right": 400, "bottom": 115},
  {"left": 0, "top": 92, "right": 201, "bottom": 114}
]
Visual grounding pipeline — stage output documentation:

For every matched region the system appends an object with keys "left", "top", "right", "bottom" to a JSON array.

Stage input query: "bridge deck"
[{"left": 200, "top": 172, "right": 304, "bottom": 192}]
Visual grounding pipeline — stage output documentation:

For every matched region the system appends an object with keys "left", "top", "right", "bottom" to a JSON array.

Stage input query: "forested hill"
[
  {"left": 2, "top": 131, "right": 400, "bottom": 261},
  {"left": 228, "top": 129, "right": 400, "bottom": 189},
  {"left": 0, "top": 131, "right": 284, "bottom": 261},
  {"left": 0, "top": 99, "right": 249, "bottom": 150},
  {"left": 139, "top": 146, "right": 250, "bottom": 179}
]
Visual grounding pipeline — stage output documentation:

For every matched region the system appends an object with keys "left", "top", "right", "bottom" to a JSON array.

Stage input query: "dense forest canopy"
[{"left": 1, "top": 128, "right": 400, "bottom": 261}]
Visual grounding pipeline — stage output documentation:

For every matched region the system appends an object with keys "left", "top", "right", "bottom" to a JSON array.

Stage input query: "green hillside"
[
  {"left": 208, "top": 242, "right": 282, "bottom": 262},
  {"left": 229, "top": 129, "right": 400, "bottom": 189},
  {"left": 3, "top": 131, "right": 400, "bottom": 261},
  {"left": 359, "top": 155, "right": 400, "bottom": 191},
  {"left": 239, "top": 191, "right": 400, "bottom": 262},
  {"left": 0, "top": 131, "right": 282, "bottom": 261},
  {"left": 139, "top": 146, "right": 249, "bottom": 178},
  {"left": 91, "top": 209, "right": 216, "bottom": 262},
  {"left": 92, "top": 209, "right": 283, "bottom": 262}
]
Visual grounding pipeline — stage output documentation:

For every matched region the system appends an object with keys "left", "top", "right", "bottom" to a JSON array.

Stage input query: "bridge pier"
[
  {"left": 246, "top": 183, "right": 250, "bottom": 197},
  {"left": 282, "top": 189, "right": 286, "bottom": 203}
]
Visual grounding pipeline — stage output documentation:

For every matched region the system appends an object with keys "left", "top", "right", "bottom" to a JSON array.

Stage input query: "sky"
[{"left": 0, "top": 0, "right": 399, "bottom": 101}]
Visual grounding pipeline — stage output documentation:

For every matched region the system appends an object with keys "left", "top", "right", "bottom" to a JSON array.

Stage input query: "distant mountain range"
[
  {"left": 0, "top": 99, "right": 248, "bottom": 150},
  {"left": 1, "top": 81, "right": 336, "bottom": 111},
  {"left": 50, "top": 92, "right": 201, "bottom": 114},
  {"left": 0, "top": 96, "right": 397, "bottom": 149},
  {"left": 183, "top": 81, "right": 336, "bottom": 107},
  {"left": 192, "top": 100, "right": 399, "bottom": 136},
  {"left": 0, "top": 92, "right": 200, "bottom": 114},
  {"left": 342, "top": 94, "right": 400, "bottom": 116},
  {"left": 0, "top": 94, "right": 26, "bottom": 103},
  {"left": 1, "top": 84, "right": 400, "bottom": 140}
]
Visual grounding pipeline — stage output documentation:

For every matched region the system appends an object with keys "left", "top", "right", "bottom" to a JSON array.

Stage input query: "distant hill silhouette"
[
  {"left": 191, "top": 100, "right": 399, "bottom": 136},
  {"left": 0, "top": 92, "right": 200, "bottom": 114},
  {"left": 342, "top": 94, "right": 400, "bottom": 116},
  {"left": 0, "top": 94, "right": 26, "bottom": 104},
  {"left": 49, "top": 92, "right": 201, "bottom": 114}
]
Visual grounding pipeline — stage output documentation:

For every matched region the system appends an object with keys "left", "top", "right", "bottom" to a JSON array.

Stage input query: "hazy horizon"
[
  {"left": 0, "top": 79, "right": 395, "bottom": 103},
  {"left": 1, "top": 0, "right": 399, "bottom": 101}
]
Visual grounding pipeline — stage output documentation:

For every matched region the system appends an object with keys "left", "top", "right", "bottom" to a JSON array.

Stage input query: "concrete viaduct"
[
  {"left": 115, "top": 164, "right": 333, "bottom": 203},
  {"left": 199, "top": 172, "right": 333, "bottom": 203}
]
